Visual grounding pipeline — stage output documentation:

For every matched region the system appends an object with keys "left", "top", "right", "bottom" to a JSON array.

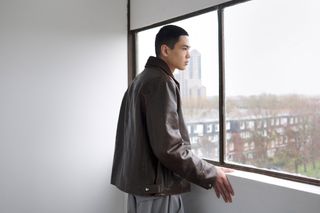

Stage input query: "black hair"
[{"left": 155, "top": 25, "right": 189, "bottom": 57}]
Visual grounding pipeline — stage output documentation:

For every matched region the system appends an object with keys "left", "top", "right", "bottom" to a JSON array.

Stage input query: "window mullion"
[{"left": 218, "top": 7, "right": 226, "bottom": 165}]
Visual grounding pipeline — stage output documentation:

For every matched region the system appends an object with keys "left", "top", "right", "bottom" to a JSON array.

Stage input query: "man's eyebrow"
[{"left": 182, "top": 45, "right": 191, "bottom": 49}]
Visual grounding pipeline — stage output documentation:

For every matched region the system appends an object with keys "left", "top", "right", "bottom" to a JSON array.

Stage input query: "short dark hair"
[{"left": 155, "top": 25, "right": 189, "bottom": 57}]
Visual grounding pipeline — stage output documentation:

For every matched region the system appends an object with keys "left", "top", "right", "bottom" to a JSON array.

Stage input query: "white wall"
[
  {"left": 183, "top": 171, "right": 320, "bottom": 213},
  {"left": 130, "top": 0, "right": 232, "bottom": 29},
  {"left": 0, "top": 0, "right": 127, "bottom": 212}
]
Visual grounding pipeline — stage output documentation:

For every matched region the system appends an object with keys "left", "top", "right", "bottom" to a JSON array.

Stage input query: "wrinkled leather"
[{"left": 111, "top": 56, "right": 217, "bottom": 196}]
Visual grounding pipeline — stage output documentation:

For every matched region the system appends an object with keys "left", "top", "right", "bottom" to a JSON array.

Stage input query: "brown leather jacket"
[{"left": 111, "top": 56, "right": 217, "bottom": 196}]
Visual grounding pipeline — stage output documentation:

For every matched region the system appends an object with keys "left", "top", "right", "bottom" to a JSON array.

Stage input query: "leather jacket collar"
[
  {"left": 145, "top": 56, "right": 172, "bottom": 76},
  {"left": 145, "top": 56, "right": 180, "bottom": 88}
]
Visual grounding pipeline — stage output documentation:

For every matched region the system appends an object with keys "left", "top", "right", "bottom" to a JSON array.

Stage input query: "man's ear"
[{"left": 160, "top": 44, "right": 170, "bottom": 57}]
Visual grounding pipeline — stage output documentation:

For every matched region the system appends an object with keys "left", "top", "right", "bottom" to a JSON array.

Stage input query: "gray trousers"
[{"left": 127, "top": 194, "right": 185, "bottom": 213}]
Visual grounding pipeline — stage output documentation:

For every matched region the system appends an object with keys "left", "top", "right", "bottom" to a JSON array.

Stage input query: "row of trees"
[
  {"left": 182, "top": 94, "right": 320, "bottom": 179},
  {"left": 229, "top": 114, "right": 320, "bottom": 177}
]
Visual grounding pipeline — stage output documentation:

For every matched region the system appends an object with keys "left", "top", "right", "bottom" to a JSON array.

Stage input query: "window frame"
[{"left": 127, "top": 0, "right": 320, "bottom": 186}]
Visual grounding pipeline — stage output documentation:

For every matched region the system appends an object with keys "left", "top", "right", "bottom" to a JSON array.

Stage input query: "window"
[
  {"left": 132, "top": 0, "right": 320, "bottom": 185},
  {"left": 224, "top": 0, "right": 320, "bottom": 183}
]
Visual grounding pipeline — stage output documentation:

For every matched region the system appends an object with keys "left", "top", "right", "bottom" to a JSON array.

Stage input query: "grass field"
[{"left": 297, "top": 160, "right": 320, "bottom": 179}]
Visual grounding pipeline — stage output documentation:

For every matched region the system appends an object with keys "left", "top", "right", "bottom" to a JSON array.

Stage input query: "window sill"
[{"left": 227, "top": 170, "right": 320, "bottom": 195}]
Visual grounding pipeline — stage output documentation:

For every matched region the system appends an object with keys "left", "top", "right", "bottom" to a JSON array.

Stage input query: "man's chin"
[{"left": 178, "top": 66, "right": 187, "bottom": 71}]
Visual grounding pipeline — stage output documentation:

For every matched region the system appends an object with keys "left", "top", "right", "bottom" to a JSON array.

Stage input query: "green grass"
[{"left": 297, "top": 160, "right": 320, "bottom": 179}]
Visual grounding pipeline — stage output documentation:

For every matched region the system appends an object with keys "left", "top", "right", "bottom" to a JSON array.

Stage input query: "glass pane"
[
  {"left": 225, "top": 0, "right": 320, "bottom": 180},
  {"left": 136, "top": 11, "right": 219, "bottom": 160}
]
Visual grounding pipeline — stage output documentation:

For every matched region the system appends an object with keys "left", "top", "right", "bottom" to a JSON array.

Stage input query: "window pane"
[
  {"left": 136, "top": 11, "right": 219, "bottom": 160},
  {"left": 225, "top": 0, "right": 320, "bottom": 180}
]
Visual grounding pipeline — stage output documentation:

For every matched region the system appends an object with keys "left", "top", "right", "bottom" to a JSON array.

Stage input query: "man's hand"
[{"left": 214, "top": 167, "right": 234, "bottom": 203}]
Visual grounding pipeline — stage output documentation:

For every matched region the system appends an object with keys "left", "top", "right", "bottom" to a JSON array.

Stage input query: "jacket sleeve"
[{"left": 145, "top": 77, "right": 217, "bottom": 189}]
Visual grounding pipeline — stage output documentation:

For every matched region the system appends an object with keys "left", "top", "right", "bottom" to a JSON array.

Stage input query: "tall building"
[{"left": 174, "top": 49, "right": 206, "bottom": 98}]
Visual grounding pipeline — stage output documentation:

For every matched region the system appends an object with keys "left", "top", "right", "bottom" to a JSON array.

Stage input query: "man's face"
[{"left": 164, "top": 35, "right": 191, "bottom": 72}]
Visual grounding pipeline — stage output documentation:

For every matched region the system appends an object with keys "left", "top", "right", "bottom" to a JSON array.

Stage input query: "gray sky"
[{"left": 137, "top": 0, "right": 320, "bottom": 96}]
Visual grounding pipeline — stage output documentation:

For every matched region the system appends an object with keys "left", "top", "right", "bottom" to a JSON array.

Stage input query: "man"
[{"left": 111, "top": 25, "right": 234, "bottom": 213}]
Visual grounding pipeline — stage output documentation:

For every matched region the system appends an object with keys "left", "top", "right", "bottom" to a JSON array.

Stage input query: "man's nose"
[{"left": 186, "top": 51, "right": 190, "bottom": 58}]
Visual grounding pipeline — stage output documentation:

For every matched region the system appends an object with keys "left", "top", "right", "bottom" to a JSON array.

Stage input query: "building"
[{"left": 174, "top": 49, "right": 207, "bottom": 98}]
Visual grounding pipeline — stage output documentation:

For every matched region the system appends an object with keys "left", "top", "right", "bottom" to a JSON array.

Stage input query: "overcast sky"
[{"left": 137, "top": 0, "right": 320, "bottom": 97}]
